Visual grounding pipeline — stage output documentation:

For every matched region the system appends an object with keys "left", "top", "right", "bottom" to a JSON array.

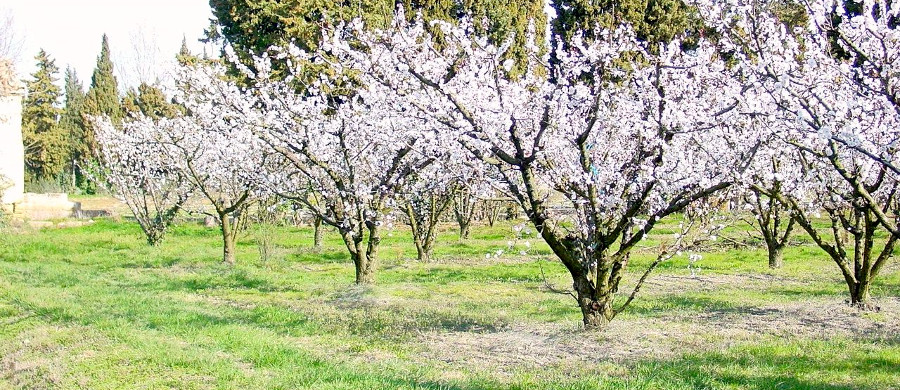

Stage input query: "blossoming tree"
[
  {"left": 313, "top": 11, "right": 758, "bottom": 327},
  {"left": 97, "top": 63, "right": 267, "bottom": 264},
  {"left": 397, "top": 158, "right": 456, "bottom": 263},
  {"left": 242, "top": 47, "right": 445, "bottom": 284},
  {"left": 95, "top": 116, "right": 191, "bottom": 246},
  {"left": 697, "top": 0, "right": 900, "bottom": 308}
]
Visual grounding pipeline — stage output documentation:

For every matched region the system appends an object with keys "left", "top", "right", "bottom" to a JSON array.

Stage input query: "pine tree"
[
  {"left": 21, "top": 49, "right": 67, "bottom": 183},
  {"left": 60, "top": 67, "right": 87, "bottom": 188},
  {"left": 83, "top": 34, "right": 123, "bottom": 155}
]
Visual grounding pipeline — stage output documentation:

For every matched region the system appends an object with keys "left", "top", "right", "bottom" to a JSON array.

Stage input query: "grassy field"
[{"left": 0, "top": 213, "right": 898, "bottom": 389}]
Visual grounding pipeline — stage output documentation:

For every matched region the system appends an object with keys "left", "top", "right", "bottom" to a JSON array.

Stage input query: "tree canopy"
[{"left": 21, "top": 49, "right": 67, "bottom": 182}]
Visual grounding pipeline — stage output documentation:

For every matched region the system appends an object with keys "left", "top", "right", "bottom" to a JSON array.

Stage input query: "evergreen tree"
[
  {"left": 208, "top": 0, "right": 546, "bottom": 78},
  {"left": 209, "top": 0, "right": 698, "bottom": 79},
  {"left": 60, "top": 67, "right": 88, "bottom": 188},
  {"left": 21, "top": 49, "right": 67, "bottom": 183},
  {"left": 83, "top": 34, "right": 123, "bottom": 154},
  {"left": 550, "top": 0, "right": 699, "bottom": 46},
  {"left": 122, "top": 82, "right": 182, "bottom": 120},
  {"left": 176, "top": 36, "right": 199, "bottom": 66}
]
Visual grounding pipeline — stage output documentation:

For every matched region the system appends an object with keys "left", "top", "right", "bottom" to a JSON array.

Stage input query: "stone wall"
[{"left": 0, "top": 59, "right": 25, "bottom": 205}]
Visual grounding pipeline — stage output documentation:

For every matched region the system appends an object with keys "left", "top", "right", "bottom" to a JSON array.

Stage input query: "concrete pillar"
[{"left": 0, "top": 60, "right": 25, "bottom": 205}]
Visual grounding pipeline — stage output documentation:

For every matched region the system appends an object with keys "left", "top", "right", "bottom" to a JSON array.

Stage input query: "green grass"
[{"left": 0, "top": 217, "right": 898, "bottom": 389}]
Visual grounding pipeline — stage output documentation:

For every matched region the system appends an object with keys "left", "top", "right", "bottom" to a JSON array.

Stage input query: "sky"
[{"left": 4, "top": 0, "right": 214, "bottom": 90}]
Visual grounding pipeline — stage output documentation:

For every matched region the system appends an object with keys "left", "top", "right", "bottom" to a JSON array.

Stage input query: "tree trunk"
[
  {"left": 505, "top": 203, "right": 517, "bottom": 220},
  {"left": 458, "top": 221, "right": 470, "bottom": 240},
  {"left": 767, "top": 244, "right": 784, "bottom": 269},
  {"left": 452, "top": 194, "right": 474, "bottom": 241},
  {"left": 147, "top": 230, "right": 164, "bottom": 247},
  {"left": 313, "top": 215, "right": 323, "bottom": 248},
  {"left": 220, "top": 213, "right": 236, "bottom": 265},
  {"left": 849, "top": 280, "right": 876, "bottom": 310},
  {"left": 414, "top": 239, "right": 430, "bottom": 262},
  {"left": 485, "top": 200, "right": 502, "bottom": 227},
  {"left": 413, "top": 234, "right": 436, "bottom": 262},
  {"left": 340, "top": 228, "right": 379, "bottom": 285},
  {"left": 354, "top": 252, "right": 376, "bottom": 284},
  {"left": 574, "top": 279, "right": 615, "bottom": 329}
]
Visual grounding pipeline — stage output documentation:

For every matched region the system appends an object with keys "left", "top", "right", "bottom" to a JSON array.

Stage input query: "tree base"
[{"left": 848, "top": 300, "right": 880, "bottom": 312}]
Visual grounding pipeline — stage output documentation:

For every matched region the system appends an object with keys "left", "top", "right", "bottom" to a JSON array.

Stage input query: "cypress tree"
[
  {"left": 176, "top": 36, "right": 199, "bottom": 66},
  {"left": 21, "top": 49, "right": 67, "bottom": 183},
  {"left": 60, "top": 67, "right": 88, "bottom": 188},
  {"left": 83, "top": 34, "right": 123, "bottom": 154}
]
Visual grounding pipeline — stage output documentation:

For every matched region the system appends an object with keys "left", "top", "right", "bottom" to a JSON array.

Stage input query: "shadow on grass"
[
  {"left": 289, "top": 250, "right": 350, "bottom": 264},
  {"left": 327, "top": 286, "right": 506, "bottom": 336},
  {"left": 120, "top": 255, "right": 182, "bottom": 269},
  {"left": 625, "top": 341, "right": 900, "bottom": 390},
  {"left": 388, "top": 264, "right": 547, "bottom": 285},
  {"left": 162, "top": 270, "right": 275, "bottom": 292},
  {"left": 623, "top": 295, "right": 746, "bottom": 316}
]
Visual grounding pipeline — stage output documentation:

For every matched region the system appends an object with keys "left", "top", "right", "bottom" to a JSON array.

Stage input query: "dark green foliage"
[
  {"left": 60, "top": 67, "right": 89, "bottom": 189},
  {"left": 21, "top": 49, "right": 68, "bottom": 183},
  {"left": 83, "top": 34, "right": 123, "bottom": 154},
  {"left": 209, "top": 0, "right": 389, "bottom": 56},
  {"left": 770, "top": 0, "right": 809, "bottom": 30},
  {"left": 122, "top": 83, "right": 183, "bottom": 120},
  {"left": 550, "top": 0, "right": 700, "bottom": 47},
  {"left": 208, "top": 0, "right": 545, "bottom": 79},
  {"left": 209, "top": 0, "right": 705, "bottom": 81}
]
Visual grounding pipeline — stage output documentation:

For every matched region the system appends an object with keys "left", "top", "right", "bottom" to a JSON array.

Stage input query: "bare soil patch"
[{"left": 416, "top": 275, "right": 900, "bottom": 376}]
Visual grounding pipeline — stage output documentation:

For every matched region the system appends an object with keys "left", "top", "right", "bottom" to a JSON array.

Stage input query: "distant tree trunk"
[
  {"left": 776, "top": 191, "right": 896, "bottom": 311},
  {"left": 459, "top": 223, "right": 471, "bottom": 240},
  {"left": 313, "top": 215, "right": 323, "bottom": 248},
  {"left": 485, "top": 200, "right": 502, "bottom": 227},
  {"left": 146, "top": 228, "right": 165, "bottom": 247},
  {"left": 404, "top": 192, "right": 451, "bottom": 262},
  {"left": 219, "top": 211, "right": 237, "bottom": 265},
  {"left": 412, "top": 235, "right": 434, "bottom": 263},
  {"left": 452, "top": 187, "right": 477, "bottom": 240},
  {"left": 749, "top": 183, "right": 795, "bottom": 270},
  {"left": 505, "top": 202, "right": 518, "bottom": 220}
]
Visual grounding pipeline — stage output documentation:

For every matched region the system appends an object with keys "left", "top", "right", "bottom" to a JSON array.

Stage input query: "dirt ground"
[{"left": 414, "top": 274, "right": 900, "bottom": 377}]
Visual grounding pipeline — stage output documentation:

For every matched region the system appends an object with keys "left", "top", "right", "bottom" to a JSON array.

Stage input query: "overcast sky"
[{"left": 4, "top": 0, "right": 213, "bottom": 90}]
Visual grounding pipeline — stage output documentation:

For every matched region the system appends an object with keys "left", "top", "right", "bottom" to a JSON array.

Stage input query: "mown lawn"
[{"left": 0, "top": 217, "right": 898, "bottom": 389}]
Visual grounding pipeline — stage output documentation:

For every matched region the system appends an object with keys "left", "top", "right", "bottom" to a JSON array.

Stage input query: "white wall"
[{"left": 0, "top": 93, "right": 24, "bottom": 204}]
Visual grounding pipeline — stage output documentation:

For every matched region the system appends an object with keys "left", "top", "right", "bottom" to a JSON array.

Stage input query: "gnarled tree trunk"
[
  {"left": 340, "top": 223, "right": 381, "bottom": 285},
  {"left": 404, "top": 192, "right": 452, "bottom": 262},
  {"left": 850, "top": 281, "right": 873, "bottom": 309},
  {"left": 353, "top": 251, "right": 377, "bottom": 284},
  {"left": 573, "top": 277, "right": 616, "bottom": 329},
  {"left": 749, "top": 182, "right": 795, "bottom": 270}
]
